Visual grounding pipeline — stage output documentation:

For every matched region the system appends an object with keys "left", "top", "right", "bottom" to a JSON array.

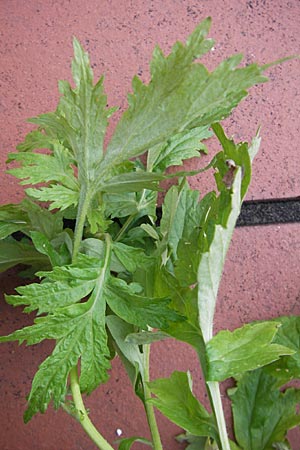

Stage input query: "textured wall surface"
[{"left": 0, "top": 1, "right": 299, "bottom": 449}]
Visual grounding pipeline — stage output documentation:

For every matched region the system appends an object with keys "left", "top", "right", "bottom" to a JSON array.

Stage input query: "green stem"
[
  {"left": 143, "top": 344, "right": 163, "bottom": 450},
  {"left": 207, "top": 381, "right": 231, "bottom": 450},
  {"left": 114, "top": 213, "right": 136, "bottom": 242},
  {"left": 68, "top": 187, "right": 114, "bottom": 450},
  {"left": 70, "top": 367, "right": 114, "bottom": 450},
  {"left": 72, "top": 185, "right": 93, "bottom": 261}
]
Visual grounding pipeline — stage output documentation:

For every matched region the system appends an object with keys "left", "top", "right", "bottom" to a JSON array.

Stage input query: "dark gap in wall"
[{"left": 236, "top": 197, "right": 300, "bottom": 227}]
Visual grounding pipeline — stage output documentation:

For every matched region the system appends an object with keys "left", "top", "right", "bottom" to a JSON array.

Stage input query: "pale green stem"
[
  {"left": 72, "top": 185, "right": 93, "bottom": 261},
  {"left": 114, "top": 213, "right": 136, "bottom": 242},
  {"left": 143, "top": 344, "right": 163, "bottom": 450},
  {"left": 114, "top": 189, "right": 147, "bottom": 243},
  {"left": 67, "top": 187, "right": 114, "bottom": 450},
  {"left": 70, "top": 367, "right": 114, "bottom": 450},
  {"left": 207, "top": 381, "right": 231, "bottom": 450}
]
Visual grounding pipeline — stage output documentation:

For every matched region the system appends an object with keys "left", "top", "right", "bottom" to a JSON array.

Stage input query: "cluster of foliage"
[{"left": 1, "top": 18, "right": 299, "bottom": 450}]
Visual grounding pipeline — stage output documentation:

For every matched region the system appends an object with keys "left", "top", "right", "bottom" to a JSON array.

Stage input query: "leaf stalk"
[{"left": 69, "top": 367, "right": 114, "bottom": 450}]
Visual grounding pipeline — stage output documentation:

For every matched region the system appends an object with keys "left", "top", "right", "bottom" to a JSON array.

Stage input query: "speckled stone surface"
[
  {"left": 0, "top": 1, "right": 300, "bottom": 449},
  {"left": 237, "top": 198, "right": 300, "bottom": 225}
]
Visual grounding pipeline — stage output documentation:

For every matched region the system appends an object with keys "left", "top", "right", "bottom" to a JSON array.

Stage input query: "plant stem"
[
  {"left": 68, "top": 187, "right": 114, "bottom": 450},
  {"left": 207, "top": 381, "right": 231, "bottom": 450},
  {"left": 70, "top": 367, "right": 114, "bottom": 450},
  {"left": 143, "top": 344, "right": 163, "bottom": 450},
  {"left": 114, "top": 213, "right": 136, "bottom": 242},
  {"left": 72, "top": 185, "right": 92, "bottom": 261}
]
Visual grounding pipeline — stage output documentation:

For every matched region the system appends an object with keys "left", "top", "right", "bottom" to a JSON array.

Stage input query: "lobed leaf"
[
  {"left": 229, "top": 369, "right": 300, "bottom": 449},
  {"left": 1, "top": 248, "right": 112, "bottom": 419},
  {"left": 263, "top": 316, "right": 300, "bottom": 385},
  {"left": 113, "top": 242, "right": 151, "bottom": 273},
  {"left": 160, "top": 179, "right": 204, "bottom": 261},
  {"left": 206, "top": 322, "right": 295, "bottom": 381},
  {"left": 26, "top": 185, "right": 79, "bottom": 211},
  {"left": 105, "top": 277, "right": 184, "bottom": 330},
  {"left": 7, "top": 143, "right": 78, "bottom": 190},
  {"left": 102, "top": 19, "right": 266, "bottom": 172},
  {"left": 148, "top": 126, "right": 211, "bottom": 172},
  {"left": 1, "top": 235, "right": 184, "bottom": 421}
]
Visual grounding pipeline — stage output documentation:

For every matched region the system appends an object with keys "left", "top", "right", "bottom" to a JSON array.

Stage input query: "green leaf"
[
  {"left": 7, "top": 144, "right": 78, "bottom": 189},
  {"left": 103, "top": 18, "right": 266, "bottom": 172},
  {"left": 104, "top": 189, "right": 157, "bottom": 220},
  {"left": 80, "top": 238, "right": 140, "bottom": 273},
  {"left": 174, "top": 191, "right": 216, "bottom": 286},
  {"left": 170, "top": 125, "right": 259, "bottom": 285},
  {"left": 160, "top": 180, "right": 204, "bottom": 261},
  {"left": 197, "top": 172, "right": 242, "bottom": 343},
  {"left": 177, "top": 433, "right": 241, "bottom": 450},
  {"left": 3, "top": 256, "right": 100, "bottom": 316},
  {"left": 133, "top": 262, "right": 205, "bottom": 353},
  {"left": 103, "top": 19, "right": 213, "bottom": 168},
  {"left": 105, "top": 277, "right": 184, "bottom": 330},
  {"left": 4, "top": 277, "right": 95, "bottom": 317},
  {"left": 99, "top": 171, "right": 164, "bottom": 193},
  {"left": 117, "top": 436, "right": 153, "bottom": 450},
  {"left": 229, "top": 370, "right": 300, "bottom": 450},
  {"left": 149, "top": 371, "right": 218, "bottom": 440},
  {"left": 125, "top": 330, "right": 170, "bottom": 345},
  {"left": 26, "top": 184, "right": 79, "bottom": 211},
  {"left": 12, "top": 37, "right": 115, "bottom": 219},
  {"left": 176, "top": 433, "right": 209, "bottom": 450},
  {"left": 263, "top": 316, "right": 300, "bottom": 385},
  {"left": 54, "top": 38, "right": 114, "bottom": 183},
  {"left": 197, "top": 126, "right": 261, "bottom": 343},
  {"left": 212, "top": 123, "right": 252, "bottom": 197},
  {"left": 16, "top": 129, "right": 58, "bottom": 152},
  {"left": 106, "top": 315, "right": 144, "bottom": 395},
  {"left": 148, "top": 126, "right": 211, "bottom": 172},
  {"left": 0, "top": 203, "right": 30, "bottom": 239},
  {"left": 7, "top": 143, "right": 80, "bottom": 212},
  {"left": 0, "top": 238, "right": 49, "bottom": 273},
  {"left": 113, "top": 242, "right": 151, "bottom": 273},
  {"left": 30, "top": 231, "right": 71, "bottom": 267},
  {"left": 0, "top": 199, "right": 64, "bottom": 241},
  {"left": 0, "top": 234, "right": 184, "bottom": 421},
  {"left": 206, "top": 322, "right": 295, "bottom": 381},
  {"left": 0, "top": 244, "right": 114, "bottom": 420},
  {"left": 86, "top": 200, "right": 112, "bottom": 234}
]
